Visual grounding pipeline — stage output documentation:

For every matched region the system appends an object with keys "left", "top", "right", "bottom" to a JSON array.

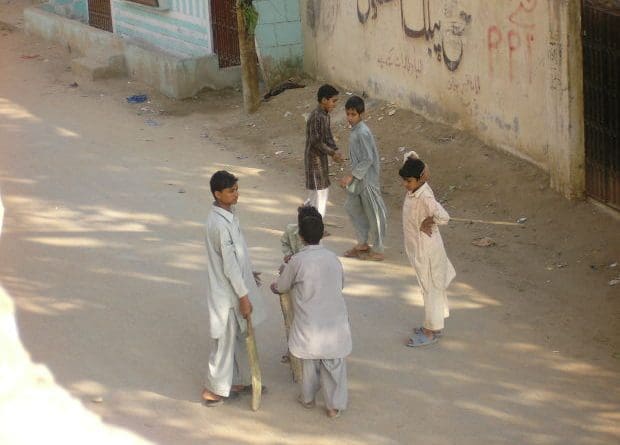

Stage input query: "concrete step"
[{"left": 71, "top": 53, "right": 127, "bottom": 80}]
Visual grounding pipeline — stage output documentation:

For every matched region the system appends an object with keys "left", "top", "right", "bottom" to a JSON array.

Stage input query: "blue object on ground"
[{"left": 127, "top": 94, "right": 148, "bottom": 103}]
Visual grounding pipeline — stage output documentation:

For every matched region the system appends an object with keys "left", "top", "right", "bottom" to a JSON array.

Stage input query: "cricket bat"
[
  {"left": 245, "top": 314, "right": 262, "bottom": 411},
  {"left": 280, "top": 293, "right": 302, "bottom": 383}
]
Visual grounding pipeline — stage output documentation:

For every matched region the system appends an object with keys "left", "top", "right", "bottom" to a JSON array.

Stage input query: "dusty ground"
[{"left": 1, "top": 5, "right": 619, "bottom": 445}]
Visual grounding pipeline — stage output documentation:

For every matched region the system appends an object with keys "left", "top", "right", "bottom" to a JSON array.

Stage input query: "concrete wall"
[
  {"left": 111, "top": 0, "right": 213, "bottom": 58},
  {"left": 301, "top": 0, "right": 585, "bottom": 198},
  {"left": 45, "top": 0, "right": 88, "bottom": 23},
  {"left": 25, "top": 6, "right": 240, "bottom": 98},
  {"left": 255, "top": 0, "right": 303, "bottom": 84}
]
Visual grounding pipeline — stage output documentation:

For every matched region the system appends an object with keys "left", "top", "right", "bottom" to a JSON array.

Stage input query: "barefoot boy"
[
  {"left": 271, "top": 213, "right": 352, "bottom": 418},
  {"left": 339, "top": 95, "right": 387, "bottom": 261},
  {"left": 304, "top": 84, "right": 344, "bottom": 218},
  {"left": 202, "top": 170, "right": 266, "bottom": 406}
]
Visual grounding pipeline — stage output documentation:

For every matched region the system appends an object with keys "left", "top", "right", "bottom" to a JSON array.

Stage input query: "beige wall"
[{"left": 301, "top": 0, "right": 584, "bottom": 198}]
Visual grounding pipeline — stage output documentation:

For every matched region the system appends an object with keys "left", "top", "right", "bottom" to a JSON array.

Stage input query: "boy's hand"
[
  {"left": 239, "top": 295, "right": 252, "bottom": 319},
  {"left": 420, "top": 216, "right": 435, "bottom": 237},
  {"left": 270, "top": 282, "right": 281, "bottom": 295},
  {"left": 339, "top": 175, "right": 353, "bottom": 188},
  {"left": 332, "top": 152, "right": 344, "bottom": 163},
  {"left": 283, "top": 254, "right": 292, "bottom": 263},
  {"left": 253, "top": 271, "right": 262, "bottom": 287}
]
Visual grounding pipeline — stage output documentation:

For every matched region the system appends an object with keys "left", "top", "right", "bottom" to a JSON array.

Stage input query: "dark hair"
[
  {"left": 317, "top": 84, "right": 339, "bottom": 102},
  {"left": 297, "top": 205, "right": 321, "bottom": 226},
  {"left": 210, "top": 170, "right": 238, "bottom": 197},
  {"left": 345, "top": 95, "right": 365, "bottom": 114},
  {"left": 299, "top": 215, "right": 324, "bottom": 245},
  {"left": 399, "top": 158, "right": 426, "bottom": 179}
]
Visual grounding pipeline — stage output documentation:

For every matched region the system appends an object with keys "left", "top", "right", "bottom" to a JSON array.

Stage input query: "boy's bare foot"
[
  {"left": 326, "top": 408, "right": 341, "bottom": 418},
  {"left": 362, "top": 251, "right": 384, "bottom": 261},
  {"left": 201, "top": 388, "right": 225, "bottom": 406}
]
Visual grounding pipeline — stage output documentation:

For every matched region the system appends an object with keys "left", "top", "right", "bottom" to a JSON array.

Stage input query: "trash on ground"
[
  {"left": 516, "top": 217, "right": 528, "bottom": 224},
  {"left": 283, "top": 111, "right": 293, "bottom": 118},
  {"left": 274, "top": 150, "right": 284, "bottom": 155},
  {"left": 609, "top": 262, "right": 618, "bottom": 268},
  {"left": 263, "top": 79, "right": 305, "bottom": 100},
  {"left": 377, "top": 116, "right": 384, "bottom": 121},
  {"left": 398, "top": 146, "right": 407, "bottom": 152},
  {"left": 68, "top": 82, "right": 78, "bottom": 88},
  {"left": 472, "top": 237, "right": 496, "bottom": 247},
  {"left": 439, "top": 136, "right": 455, "bottom": 143},
  {"left": 178, "top": 188, "right": 186, "bottom": 194},
  {"left": 21, "top": 54, "right": 39, "bottom": 59},
  {"left": 609, "top": 277, "right": 620, "bottom": 286},
  {"left": 145, "top": 118, "right": 160, "bottom": 127},
  {"left": 345, "top": 91, "right": 353, "bottom": 95},
  {"left": 127, "top": 94, "right": 148, "bottom": 104},
  {"left": 388, "top": 109, "right": 396, "bottom": 116}
]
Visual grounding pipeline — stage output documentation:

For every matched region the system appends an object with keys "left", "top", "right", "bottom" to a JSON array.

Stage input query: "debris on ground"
[
  {"left": 516, "top": 217, "right": 528, "bottom": 224},
  {"left": 388, "top": 109, "right": 396, "bottom": 116},
  {"left": 145, "top": 118, "right": 160, "bottom": 127},
  {"left": 20, "top": 54, "right": 39, "bottom": 59},
  {"left": 609, "top": 277, "right": 620, "bottom": 286},
  {"left": 472, "top": 237, "right": 496, "bottom": 247},
  {"left": 263, "top": 79, "right": 305, "bottom": 101},
  {"left": 68, "top": 82, "right": 78, "bottom": 88},
  {"left": 126, "top": 94, "right": 148, "bottom": 104}
]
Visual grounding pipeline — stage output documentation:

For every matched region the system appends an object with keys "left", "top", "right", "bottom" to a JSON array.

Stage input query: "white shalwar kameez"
[
  {"left": 403, "top": 183, "right": 456, "bottom": 331},
  {"left": 204, "top": 204, "right": 266, "bottom": 397},
  {"left": 276, "top": 245, "right": 352, "bottom": 410}
]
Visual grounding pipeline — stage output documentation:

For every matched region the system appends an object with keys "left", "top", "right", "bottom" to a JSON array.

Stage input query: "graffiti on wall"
[
  {"left": 357, "top": 0, "right": 471, "bottom": 72},
  {"left": 488, "top": 0, "right": 538, "bottom": 83}
]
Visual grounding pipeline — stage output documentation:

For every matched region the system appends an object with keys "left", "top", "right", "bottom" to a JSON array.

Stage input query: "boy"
[
  {"left": 339, "top": 95, "right": 387, "bottom": 261},
  {"left": 280, "top": 205, "right": 323, "bottom": 264},
  {"left": 202, "top": 170, "right": 266, "bottom": 406},
  {"left": 399, "top": 153, "right": 455, "bottom": 347},
  {"left": 271, "top": 214, "right": 352, "bottom": 418},
  {"left": 304, "top": 84, "right": 344, "bottom": 218}
]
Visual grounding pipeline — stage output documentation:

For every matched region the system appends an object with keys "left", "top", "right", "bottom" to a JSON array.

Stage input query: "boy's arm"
[
  {"left": 275, "top": 257, "right": 297, "bottom": 294},
  {"left": 431, "top": 198, "right": 450, "bottom": 225},
  {"left": 308, "top": 113, "right": 337, "bottom": 156},
  {"left": 280, "top": 230, "right": 294, "bottom": 257},
  {"left": 350, "top": 132, "right": 375, "bottom": 180},
  {"left": 216, "top": 227, "right": 249, "bottom": 299}
]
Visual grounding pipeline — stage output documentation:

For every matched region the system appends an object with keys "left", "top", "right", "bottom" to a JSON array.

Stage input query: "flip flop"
[
  {"left": 361, "top": 251, "right": 384, "bottom": 262},
  {"left": 406, "top": 330, "right": 438, "bottom": 347},
  {"left": 343, "top": 247, "right": 368, "bottom": 258},
  {"left": 413, "top": 326, "right": 443, "bottom": 337},
  {"left": 233, "top": 385, "right": 268, "bottom": 395},
  {"left": 297, "top": 395, "right": 315, "bottom": 409}
]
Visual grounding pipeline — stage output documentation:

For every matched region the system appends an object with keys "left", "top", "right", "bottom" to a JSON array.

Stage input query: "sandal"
[
  {"left": 362, "top": 251, "right": 384, "bottom": 262},
  {"left": 298, "top": 395, "right": 315, "bottom": 409},
  {"left": 413, "top": 326, "right": 443, "bottom": 337},
  {"left": 406, "top": 330, "right": 438, "bottom": 347},
  {"left": 343, "top": 247, "right": 369, "bottom": 258}
]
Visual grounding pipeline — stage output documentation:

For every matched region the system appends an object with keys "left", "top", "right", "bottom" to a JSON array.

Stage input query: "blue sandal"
[
  {"left": 413, "top": 326, "right": 443, "bottom": 337},
  {"left": 406, "top": 330, "right": 438, "bottom": 347}
]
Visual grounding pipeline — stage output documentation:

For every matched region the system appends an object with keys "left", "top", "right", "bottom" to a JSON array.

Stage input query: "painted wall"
[
  {"left": 111, "top": 0, "right": 213, "bottom": 58},
  {"left": 45, "top": 0, "right": 88, "bottom": 23},
  {"left": 301, "top": 0, "right": 584, "bottom": 198},
  {"left": 255, "top": 0, "right": 303, "bottom": 82}
]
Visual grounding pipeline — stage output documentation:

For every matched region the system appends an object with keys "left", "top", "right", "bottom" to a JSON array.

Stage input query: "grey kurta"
[
  {"left": 276, "top": 245, "right": 352, "bottom": 359},
  {"left": 204, "top": 204, "right": 266, "bottom": 339},
  {"left": 345, "top": 121, "right": 387, "bottom": 251}
]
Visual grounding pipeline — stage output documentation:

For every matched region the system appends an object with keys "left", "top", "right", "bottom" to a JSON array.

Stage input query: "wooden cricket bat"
[
  {"left": 280, "top": 293, "right": 302, "bottom": 383},
  {"left": 245, "top": 314, "right": 262, "bottom": 411}
]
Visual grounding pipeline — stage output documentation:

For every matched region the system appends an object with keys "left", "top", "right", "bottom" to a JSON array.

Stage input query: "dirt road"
[{"left": 1, "top": 10, "right": 619, "bottom": 445}]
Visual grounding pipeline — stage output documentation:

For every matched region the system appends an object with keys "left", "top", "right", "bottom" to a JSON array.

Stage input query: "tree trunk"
[{"left": 236, "top": 0, "right": 260, "bottom": 113}]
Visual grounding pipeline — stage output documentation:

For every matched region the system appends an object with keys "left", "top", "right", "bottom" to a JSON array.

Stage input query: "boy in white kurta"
[
  {"left": 202, "top": 171, "right": 266, "bottom": 406},
  {"left": 399, "top": 153, "right": 456, "bottom": 347},
  {"left": 272, "top": 214, "right": 352, "bottom": 418}
]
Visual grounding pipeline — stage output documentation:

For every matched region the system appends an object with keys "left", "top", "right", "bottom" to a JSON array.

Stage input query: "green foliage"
[{"left": 239, "top": 0, "right": 259, "bottom": 35}]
